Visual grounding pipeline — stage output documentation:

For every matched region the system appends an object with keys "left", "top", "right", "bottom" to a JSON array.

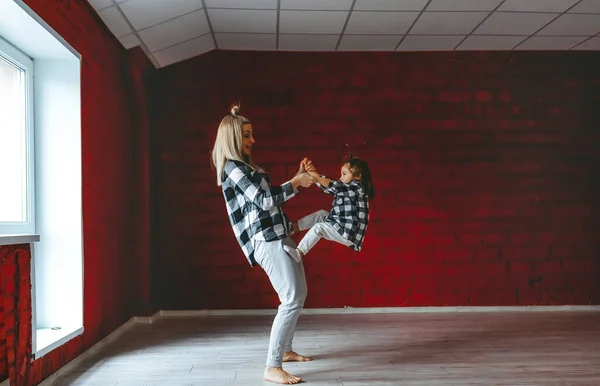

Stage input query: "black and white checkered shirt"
[
  {"left": 221, "top": 160, "right": 297, "bottom": 266},
  {"left": 317, "top": 178, "right": 370, "bottom": 251}
]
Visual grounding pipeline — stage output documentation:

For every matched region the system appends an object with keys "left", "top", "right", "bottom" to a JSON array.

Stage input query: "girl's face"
[
  {"left": 241, "top": 123, "right": 255, "bottom": 158},
  {"left": 340, "top": 163, "right": 360, "bottom": 184}
]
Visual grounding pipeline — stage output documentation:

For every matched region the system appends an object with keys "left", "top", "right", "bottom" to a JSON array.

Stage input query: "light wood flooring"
[{"left": 51, "top": 311, "right": 600, "bottom": 385}]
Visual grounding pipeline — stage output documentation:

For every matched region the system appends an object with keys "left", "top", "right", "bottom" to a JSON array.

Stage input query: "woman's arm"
[{"left": 227, "top": 162, "right": 313, "bottom": 210}]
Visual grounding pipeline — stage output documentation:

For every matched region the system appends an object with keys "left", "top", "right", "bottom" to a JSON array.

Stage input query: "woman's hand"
[{"left": 291, "top": 173, "right": 315, "bottom": 189}]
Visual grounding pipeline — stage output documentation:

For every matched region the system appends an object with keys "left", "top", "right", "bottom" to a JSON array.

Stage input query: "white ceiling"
[{"left": 89, "top": 0, "right": 600, "bottom": 68}]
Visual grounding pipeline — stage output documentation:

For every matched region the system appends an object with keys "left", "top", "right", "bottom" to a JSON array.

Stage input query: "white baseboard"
[
  {"left": 36, "top": 305, "right": 600, "bottom": 385},
  {"left": 159, "top": 305, "right": 600, "bottom": 317}
]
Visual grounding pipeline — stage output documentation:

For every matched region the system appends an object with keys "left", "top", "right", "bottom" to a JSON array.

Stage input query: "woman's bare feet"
[
  {"left": 283, "top": 351, "right": 313, "bottom": 362},
  {"left": 263, "top": 366, "right": 302, "bottom": 384}
]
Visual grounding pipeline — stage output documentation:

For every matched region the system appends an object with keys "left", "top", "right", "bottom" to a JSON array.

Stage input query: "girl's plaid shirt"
[{"left": 317, "top": 178, "right": 369, "bottom": 251}]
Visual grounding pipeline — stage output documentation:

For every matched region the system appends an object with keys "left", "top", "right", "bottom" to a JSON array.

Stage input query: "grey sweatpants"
[
  {"left": 254, "top": 237, "right": 308, "bottom": 368},
  {"left": 297, "top": 210, "right": 354, "bottom": 255}
]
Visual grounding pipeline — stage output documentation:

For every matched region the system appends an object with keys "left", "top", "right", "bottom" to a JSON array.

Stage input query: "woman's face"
[{"left": 241, "top": 123, "right": 255, "bottom": 158}]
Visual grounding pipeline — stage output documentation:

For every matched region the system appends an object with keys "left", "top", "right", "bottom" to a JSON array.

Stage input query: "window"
[
  {"left": 0, "top": 37, "right": 35, "bottom": 235},
  {"left": 1, "top": 0, "right": 84, "bottom": 360}
]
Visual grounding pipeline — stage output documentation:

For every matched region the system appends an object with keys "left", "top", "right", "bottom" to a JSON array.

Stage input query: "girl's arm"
[{"left": 307, "top": 170, "right": 332, "bottom": 187}]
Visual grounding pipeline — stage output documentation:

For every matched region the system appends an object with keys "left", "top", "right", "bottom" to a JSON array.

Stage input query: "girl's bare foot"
[
  {"left": 263, "top": 366, "right": 302, "bottom": 384},
  {"left": 283, "top": 351, "right": 313, "bottom": 362}
]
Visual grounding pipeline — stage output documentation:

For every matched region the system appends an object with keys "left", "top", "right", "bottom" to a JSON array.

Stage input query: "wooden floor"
[{"left": 52, "top": 311, "right": 600, "bottom": 386}]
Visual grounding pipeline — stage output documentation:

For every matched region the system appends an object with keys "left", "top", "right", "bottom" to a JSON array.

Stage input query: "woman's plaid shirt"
[
  {"left": 221, "top": 160, "right": 297, "bottom": 266},
  {"left": 317, "top": 178, "right": 370, "bottom": 251}
]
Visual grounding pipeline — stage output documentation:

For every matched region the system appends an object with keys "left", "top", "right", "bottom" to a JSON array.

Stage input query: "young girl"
[{"left": 284, "top": 157, "right": 375, "bottom": 262}]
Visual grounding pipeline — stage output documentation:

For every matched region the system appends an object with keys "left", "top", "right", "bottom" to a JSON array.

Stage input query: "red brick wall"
[
  {"left": 0, "top": 245, "right": 33, "bottom": 385},
  {"left": 153, "top": 50, "right": 600, "bottom": 310},
  {"left": 0, "top": 0, "right": 154, "bottom": 384}
]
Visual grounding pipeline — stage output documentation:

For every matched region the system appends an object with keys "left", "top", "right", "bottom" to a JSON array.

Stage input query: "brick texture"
[
  {"left": 153, "top": 50, "right": 600, "bottom": 310},
  {"left": 0, "top": 0, "right": 154, "bottom": 384}
]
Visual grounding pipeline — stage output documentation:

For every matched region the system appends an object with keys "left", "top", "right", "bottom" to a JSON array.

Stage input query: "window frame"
[{"left": 0, "top": 36, "right": 35, "bottom": 236}]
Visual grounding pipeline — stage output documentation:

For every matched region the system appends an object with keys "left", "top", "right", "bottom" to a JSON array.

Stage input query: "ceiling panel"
[
  {"left": 279, "top": 34, "right": 339, "bottom": 51},
  {"left": 514, "top": 36, "right": 588, "bottom": 50},
  {"left": 119, "top": 0, "right": 204, "bottom": 31},
  {"left": 281, "top": 0, "right": 353, "bottom": 10},
  {"left": 426, "top": 0, "right": 504, "bottom": 11},
  {"left": 118, "top": 34, "right": 141, "bottom": 49},
  {"left": 208, "top": 9, "right": 277, "bottom": 33},
  {"left": 397, "top": 35, "right": 465, "bottom": 50},
  {"left": 215, "top": 33, "right": 276, "bottom": 50},
  {"left": 138, "top": 10, "right": 210, "bottom": 53},
  {"left": 89, "top": 0, "right": 112, "bottom": 11},
  {"left": 498, "top": 0, "right": 580, "bottom": 12},
  {"left": 457, "top": 35, "right": 527, "bottom": 50},
  {"left": 572, "top": 37, "right": 600, "bottom": 49},
  {"left": 338, "top": 35, "right": 401, "bottom": 51},
  {"left": 279, "top": 11, "right": 348, "bottom": 34},
  {"left": 354, "top": 0, "right": 429, "bottom": 11},
  {"left": 410, "top": 12, "right": 489, "bottom": 35},
  {"left": 568, "top": 0, "right": 600, "bottom": 13},
  {"left": 346, "top": 12, "right": 419, "bottom": 35},
  {"left": 153, "top": 34, "right": 214, "bottom": 67},
  {"left": 97, "top": 6, "right": 132, "bottom": 38},
  {"left": 537, "top": 14, "right": 600, "bottom": 35},
  {"left": 204, "top": 0, "right": 277, "bottom": 9},
  {"left": 474, "top": 12, "right": 558, "bottom": 35}
]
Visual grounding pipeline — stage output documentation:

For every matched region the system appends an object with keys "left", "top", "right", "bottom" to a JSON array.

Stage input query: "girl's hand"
[{"left": 303, "top": 159, "right": 317, "bottom": 173}]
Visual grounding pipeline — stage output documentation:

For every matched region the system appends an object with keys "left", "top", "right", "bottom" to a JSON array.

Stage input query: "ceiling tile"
[
  {"left": 204, "top": 0, "right": 277, "bottom": 9},
  {"left": 280, "top": 11, "right": 348, "bottom": 34},
  {"left": 354, "top": 0, "right": 428, "bottom": 11},
  {"left": 279, "top": 34, "right": 339, "bottom": 50},
  {"left": 474, "top": 12, "right": 558, "bottom": 35},
  {"left": 88, "top": 0, "right": 113, "bottom": 11},
  {"left": 457, "top": 35, "right": 526, "bottom": 50},
  {"left": 98, "top": 6, "right": 132, "bottom": 38},
  {"left": 514, "top": 36, "right": 588, "bottom": 50},
  {"left": 119, "top": 0, "right": 204, "bottom": 31},
  {"left": 209, "top": 9, "right": 277, "bottom": 33},
  {"left": 338, "top": 35, "right": 400, "bottom": 50},
  {"left": 118, "top": 34, "right": 141, "bottom": 49},
  {"left": 411, "top": 12, "right": 489, "bottom": 34},
  {"left": 346, "top": 12, "right": 419, "bottom": 35},
  {"left": 499, "top": 0, "right": 580, "bottom": 12},
  {"left": 153, "top": 34, "right": 214, "bottom": 67},
  {"left": 426, "top": 0, "right": 503, "bottom": 11},
  {"left": 281, "top": 0, "right": 353, "bottom": 10},
  {"left": 571, "top": 36, "right": 600, "bottom": 49},
  {"left": 215, "top": 33, "right": 276, "bottom": 50},
  {"left": 537, "top": 14, "right": 600, "bottom": 35},
  {"left": 139, "top": 10, "right": 210, "bottom": 52},
  {"left": 568, "top": 0, "right": 600, "bottom": 13},
  {"left": 398, "top": 35, "right": 464, "bottom": 50}
]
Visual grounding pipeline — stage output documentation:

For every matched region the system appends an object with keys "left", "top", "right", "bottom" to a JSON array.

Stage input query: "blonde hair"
[{"left": 211, "top": 105, "right": 252, "bottom": 186}]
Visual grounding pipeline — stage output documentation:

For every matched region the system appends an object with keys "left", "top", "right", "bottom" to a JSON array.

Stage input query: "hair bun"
[{"left": 230, "top": 105, "right": 240, "bottom": 116}]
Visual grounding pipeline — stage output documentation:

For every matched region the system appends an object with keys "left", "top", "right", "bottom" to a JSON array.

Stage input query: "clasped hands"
[{"left": 292, "top": 157, "right": 318, "bottom": 188}]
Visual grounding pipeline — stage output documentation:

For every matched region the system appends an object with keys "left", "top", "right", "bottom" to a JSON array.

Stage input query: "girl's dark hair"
[{"left": 346, "top": 157, "right": 375, "bottom": 201}]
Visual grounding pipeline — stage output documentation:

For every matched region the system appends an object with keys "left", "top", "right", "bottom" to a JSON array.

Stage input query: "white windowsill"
[
  {"left": 34, "top": 326, "right": 83, "bottom": 360},
  {"left": 0, "top": 234, "right": 40, "bottom": 246}
]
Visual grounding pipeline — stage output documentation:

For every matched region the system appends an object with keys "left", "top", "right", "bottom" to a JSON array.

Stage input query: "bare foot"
[
  {"left": 263, "top": 366, "right": 302, "bottom": 384},
  {"left": 283, "top": 351, "right": 313, "bottom": 362}
]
